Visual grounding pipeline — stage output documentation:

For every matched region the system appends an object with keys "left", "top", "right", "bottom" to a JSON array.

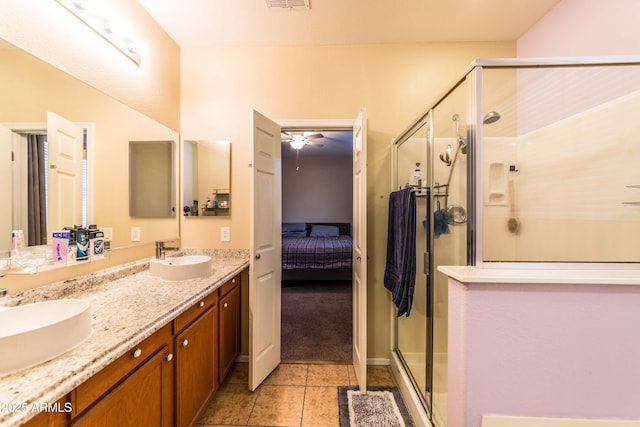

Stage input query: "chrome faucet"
[{"left": 155, "top": 240, "right": 179, "bottom": 260}]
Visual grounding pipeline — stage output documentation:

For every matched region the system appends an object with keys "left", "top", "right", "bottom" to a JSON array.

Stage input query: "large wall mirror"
[
  {"left": 0, "top": 37, "right": 179, "bottom": 258},
  {"left": 183, "top": 140, "right": 231, "bottom": 217}
]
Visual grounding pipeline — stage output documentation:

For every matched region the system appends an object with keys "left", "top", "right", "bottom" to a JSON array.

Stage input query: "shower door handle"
[{"left": 424, "top": 252, "right": 429, "bottom": 276}]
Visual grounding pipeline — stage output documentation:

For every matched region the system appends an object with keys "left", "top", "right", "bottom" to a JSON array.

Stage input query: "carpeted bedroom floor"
[{"left": 281, "top": 280, "right": 352, "bottom": 362}]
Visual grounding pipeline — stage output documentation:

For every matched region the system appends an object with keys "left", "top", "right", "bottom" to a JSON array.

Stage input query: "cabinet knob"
[
  {"left": 232, "top": 278, "right": 236, "bottom": 283},
  {"left": 255, "top": 253, "right": 261, "bottom": 260},
  {"left": 133, "top": 348, "right": 142, "bottom": 358},
  {"left": 182, "top": 339, "right": 189, "bottom": 347},
  {"left": 223, "top": 303, "right": 228, "bottom": 308},
  {"left": 199, "top": 301, "right": 205, "bottom": 307},
  {"left": 166, "top": 353, "right": 173, "bottom": 361}
]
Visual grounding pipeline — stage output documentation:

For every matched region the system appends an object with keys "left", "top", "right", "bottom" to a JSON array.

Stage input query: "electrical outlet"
[
  {"left": 220, "top": 227, "right": 230, "bottom": 242},
  {"left": 131, "top": 226, "right": 141, "bottom": 242},
  {"left": 102, "top": 227, "right": 113, "bottom": 240}
]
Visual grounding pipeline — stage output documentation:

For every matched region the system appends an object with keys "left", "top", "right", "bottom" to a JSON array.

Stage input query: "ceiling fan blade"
[{"left": 304, "top": 132, "right": 323, "bottom": 139}]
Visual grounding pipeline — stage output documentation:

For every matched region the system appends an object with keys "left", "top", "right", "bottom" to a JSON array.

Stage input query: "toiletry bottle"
[
  {"left": 64, "top": 226, "right": 77, "bottom": 261},
  {"left": 206, "top": 197, "right": 211, "bottom": 208},
  {"left": 411, "top": 162, "right": 423, "bottom": 188},
  {"left": 89, "top": 225, "right": 105, "bottom": 259},
  {"left": 11, "top": 230, "right": 24, "bottom": 258},
  {"left": 76, "top": 226, "right": 89, "bottom": 261}
]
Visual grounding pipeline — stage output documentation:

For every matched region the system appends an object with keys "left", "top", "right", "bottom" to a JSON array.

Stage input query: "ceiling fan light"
[{"left": 289, "top": 135, "right": 308, "bottom": 150}]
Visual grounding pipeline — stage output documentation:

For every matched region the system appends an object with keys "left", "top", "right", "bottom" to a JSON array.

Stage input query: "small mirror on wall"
[
  {"left": 183, "top": 140, "right": 231, "bottom": 217},
  {"left": 129, "top": 141, "right": 176, "bottom": 217}
]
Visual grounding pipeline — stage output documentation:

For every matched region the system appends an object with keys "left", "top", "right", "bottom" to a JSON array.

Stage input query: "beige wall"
[
  {"left": 0, "top": 0, "right": 180, "bottom": 130},
  {"left": 282, "top": 155, "right": 353, "bottom": 223},
  {"left": 179, "top": 42, "right": 516, "bottom": 359}
]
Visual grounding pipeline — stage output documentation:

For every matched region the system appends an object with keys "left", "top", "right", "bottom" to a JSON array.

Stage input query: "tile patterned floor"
[{"left": 196, "top": 362, "right": 398, "bottom": 427}]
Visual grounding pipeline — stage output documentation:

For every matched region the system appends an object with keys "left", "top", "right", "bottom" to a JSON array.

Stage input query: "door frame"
[{"left": 277, "top": 117, "right": 366, "bottom": 372}]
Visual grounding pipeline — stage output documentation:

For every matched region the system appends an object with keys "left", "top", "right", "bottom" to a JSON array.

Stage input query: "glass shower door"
[
  {"left": 394, "top": 118, "right": 431, "bottom": 412},
  {"left": 430, "top": 80, "right": 469, "bottom": 427}
]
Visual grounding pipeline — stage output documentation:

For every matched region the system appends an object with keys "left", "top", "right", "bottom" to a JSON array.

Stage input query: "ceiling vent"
[{"left": 265, "top": 0, "right": 310, "bottom": 10}]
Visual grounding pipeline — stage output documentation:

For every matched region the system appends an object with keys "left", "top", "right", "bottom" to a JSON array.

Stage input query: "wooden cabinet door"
[
  {"left": 175, "top": 305, "right": 218, "bottom": 427},
  {"left": 71, "top": 345, "right": 174, "bottom": 427},
  {"left": 219, "top": 283, "right": 241, "bottom": 381}
]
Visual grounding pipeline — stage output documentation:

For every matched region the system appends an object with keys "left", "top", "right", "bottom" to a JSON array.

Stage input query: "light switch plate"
[
  {"left": 220, "top": 227, "right": 230, "bottom": 242},
  {"left": 131, "top": 226, "right": 141, "bottom": 242}
]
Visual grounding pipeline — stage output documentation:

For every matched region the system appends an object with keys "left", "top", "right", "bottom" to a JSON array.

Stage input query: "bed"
[{"left": 282, "top": 222, "right": 353, "bottom": 281}]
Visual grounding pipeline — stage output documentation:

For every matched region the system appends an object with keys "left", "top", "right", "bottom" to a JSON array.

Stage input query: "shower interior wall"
[{"left": 481, "top": 65, "right": 640, "bottom": 263}]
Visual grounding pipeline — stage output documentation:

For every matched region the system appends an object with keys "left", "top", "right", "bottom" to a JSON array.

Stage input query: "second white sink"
[
  {"left": 0, "top": 299, "right": 92, "bottom": 376},
  {"left": 150, "top": 255, "right": 212, "bottom": 281}
]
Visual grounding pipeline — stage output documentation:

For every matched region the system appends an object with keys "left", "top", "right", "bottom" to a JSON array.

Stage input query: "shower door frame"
[
  {"left": 391, "top": 70, "right": 477, "bottom": 427},
  {"left": 391, "top": 110, "right": 434, "bottom": 421}
]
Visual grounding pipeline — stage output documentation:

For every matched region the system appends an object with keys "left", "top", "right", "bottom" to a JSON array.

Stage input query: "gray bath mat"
[{"left": 338, "top": 386, "right": 414, "bottom": 427}]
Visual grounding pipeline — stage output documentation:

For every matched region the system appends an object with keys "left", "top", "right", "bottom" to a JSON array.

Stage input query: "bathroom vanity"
[{"left": 0, "top": 249, "right": 248, "bottom": 427}]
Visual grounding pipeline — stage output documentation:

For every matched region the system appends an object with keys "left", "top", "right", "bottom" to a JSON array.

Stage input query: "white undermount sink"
[
  {"left": 149, "top": 255, "right": 212, "bottom": 281},
  {"left": 0, "top": 299, "right": 92, "bottom": 376}
]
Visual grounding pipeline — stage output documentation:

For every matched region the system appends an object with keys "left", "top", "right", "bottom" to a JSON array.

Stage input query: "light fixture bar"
[{"left": 55, "top": 0, "right": 147, "bottom": 66}]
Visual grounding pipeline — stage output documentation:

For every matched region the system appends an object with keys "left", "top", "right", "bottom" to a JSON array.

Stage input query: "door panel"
[
  {"left": 0, "top": 125, "right": 12, "bottom": 253},
  {"left": 47, "top": 112, "right": 83, "bottom": 232},
  {"left": 352, "top": 109, "right": 368, "bottom": 392},
  {"left": 249, "top": 110, "right": 282, "bottom": 391}
]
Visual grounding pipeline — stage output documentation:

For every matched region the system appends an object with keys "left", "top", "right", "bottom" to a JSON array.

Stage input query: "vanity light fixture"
[{"left": 55, "top": 0, "right": 149, "bottom": 66}]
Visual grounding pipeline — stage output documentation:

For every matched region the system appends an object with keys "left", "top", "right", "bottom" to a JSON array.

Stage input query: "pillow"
[
  {"left": 310, "top": 224, "right": 340, "bottom": 237},
  {"left": 282, "top": 222, "right": 307, "bottom": 233}
]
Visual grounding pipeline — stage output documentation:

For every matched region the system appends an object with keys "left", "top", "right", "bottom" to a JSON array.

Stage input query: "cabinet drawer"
[
  {"left": 218, "top": 274, "right": 240, "bottom": 298},
  {"left": 72, "top": 323, "right": 172, "bottom": 417},
  {"left": 174, "top": 293, "right": 218, "bottom": 333}
]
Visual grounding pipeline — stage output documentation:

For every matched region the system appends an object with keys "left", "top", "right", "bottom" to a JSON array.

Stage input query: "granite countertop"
[{"left": 0, "top": 249, "right": 249, "bottom": 427}]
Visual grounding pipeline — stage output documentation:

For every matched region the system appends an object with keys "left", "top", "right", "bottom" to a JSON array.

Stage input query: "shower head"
[{"left": 483, "top": 111, "right": 501, "bottom": 125}]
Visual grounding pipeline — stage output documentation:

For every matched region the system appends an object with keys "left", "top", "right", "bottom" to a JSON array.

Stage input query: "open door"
[
  {"left": 47, "top": 112, "right": 83, "bottom": 233},
  {"left": 0, "top": 125, "right": 12, "bottom": 253},
  {"left": 352, "top": 109, "right": 368, "bottom": 392},
  {"left": 249, "top": 110, "right": 282, "bottom": 391}
]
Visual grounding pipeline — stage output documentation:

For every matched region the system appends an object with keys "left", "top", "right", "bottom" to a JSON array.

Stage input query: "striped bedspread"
[{"left": 282, "top": 236, "right": 353, "bottom": 270}]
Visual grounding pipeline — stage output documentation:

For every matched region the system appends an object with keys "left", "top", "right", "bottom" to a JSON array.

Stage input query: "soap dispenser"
[{"left": 411, "top": 162, "right": 423, "bottom": 188}]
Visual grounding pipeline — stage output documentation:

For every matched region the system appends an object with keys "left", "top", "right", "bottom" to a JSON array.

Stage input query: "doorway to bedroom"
[{"left": 280, "top": 128, "right": 354, "bottom": 363}]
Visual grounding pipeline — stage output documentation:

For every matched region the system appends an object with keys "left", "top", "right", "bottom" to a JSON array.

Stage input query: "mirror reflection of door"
[
  {"left": 3, "top": 115, "right": 85, "bottom": 252},
  {"left": 47, "top": 112, "right": 84, "bottom": 240},
  {"left": 0, "top": 125, "right": 12, "bottom": 255}
]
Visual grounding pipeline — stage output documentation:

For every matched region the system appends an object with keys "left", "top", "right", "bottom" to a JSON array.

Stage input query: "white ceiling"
[{"left": 138, "top": 0, "right": 562, "bottom": 47}]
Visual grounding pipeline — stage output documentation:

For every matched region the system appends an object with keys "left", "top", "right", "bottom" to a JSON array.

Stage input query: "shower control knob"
[{"left": 255, "top": 253, "right": 261, "bottom": 260}]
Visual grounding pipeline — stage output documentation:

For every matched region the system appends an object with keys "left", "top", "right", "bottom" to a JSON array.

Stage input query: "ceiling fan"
[
  {"left": 280, "top": 131, "right": 324, "bottom": 170},
  {"left": 280, "top": 131, "right": 324, "bottom": 149}
]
